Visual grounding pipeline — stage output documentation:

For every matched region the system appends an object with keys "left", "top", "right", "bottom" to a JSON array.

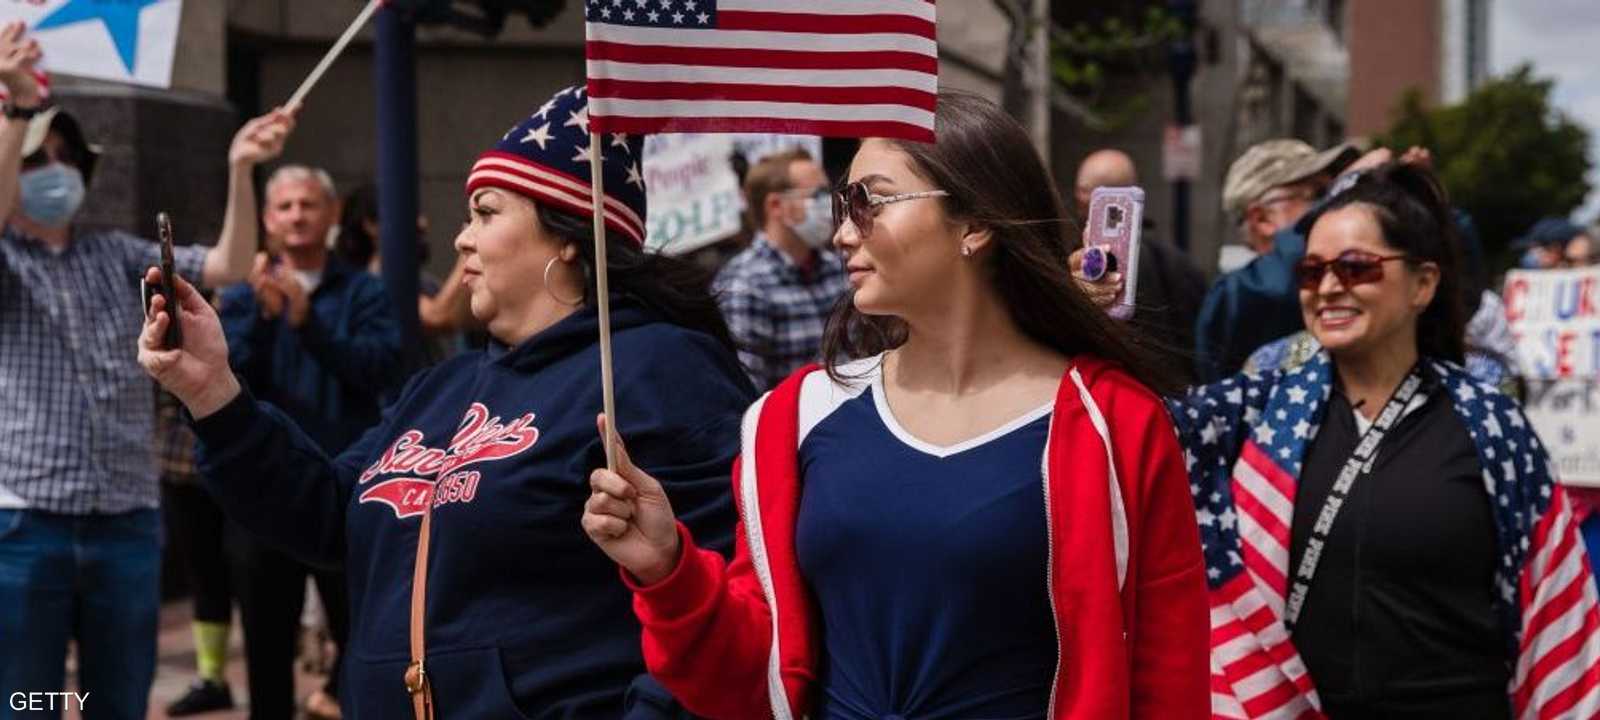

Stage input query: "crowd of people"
[{"left": 3, "top": 18, "right": 1600, "bottom": 720}]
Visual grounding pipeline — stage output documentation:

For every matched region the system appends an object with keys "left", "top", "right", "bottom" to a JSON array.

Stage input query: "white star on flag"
[
  {"left": 625, "top": 162, "right": 644, "bottom": 189},
  {"left": 522, "top": 123, "right": 554, "bottom": 150},
  {"left": 565, "top": 107, "right": 590, "bottom": 133},
  {"left": 572, "top": 142, "right": 593, "bottom": 164}
]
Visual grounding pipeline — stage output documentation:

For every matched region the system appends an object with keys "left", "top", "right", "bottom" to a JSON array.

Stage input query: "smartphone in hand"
[
  {"left": 156, "top": 212, "right": 183, "bottom": 349},
  {"left": 1084, "top": 186, "right": 1144, "bottom": 320}
]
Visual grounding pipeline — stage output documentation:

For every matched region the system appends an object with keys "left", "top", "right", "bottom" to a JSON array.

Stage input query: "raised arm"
[
  {"left": 0, "top": 23, "right": 42, "bottom": 227},
  {"left": 202, "top": 108, "right": 298, "bottom": 288}
]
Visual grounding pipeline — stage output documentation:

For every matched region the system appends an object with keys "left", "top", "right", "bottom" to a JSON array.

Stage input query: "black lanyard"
[{"left": 1283, "top": 366, "right": 1426, "bottom": 629}]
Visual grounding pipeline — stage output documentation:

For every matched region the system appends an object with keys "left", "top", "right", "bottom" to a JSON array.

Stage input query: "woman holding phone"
[
  {"left": 583, "top": 91, "right": 1210, "bottom": 720},
  {"left": 138, "top": 86, "right": 753, "bottom": 718}
]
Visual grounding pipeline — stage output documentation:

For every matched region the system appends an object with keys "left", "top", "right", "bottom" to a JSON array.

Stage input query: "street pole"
[
  {"left": 376, "top": 4, "right": 423, "bottom": 362},
  {"left": 1028, "top": 0, "right": 1051, "bottom": 158},
  {"left": 1168, "top": 0, "right": 1198, "bottom": 253}
]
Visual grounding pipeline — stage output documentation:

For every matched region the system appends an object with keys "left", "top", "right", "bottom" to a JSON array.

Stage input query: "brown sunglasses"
[
  {"left": 1294, "top": 250, "right": 1412, "bottom": 291},
  {"left": 832, "top": 180, "right": 949, "bottom": 236}
]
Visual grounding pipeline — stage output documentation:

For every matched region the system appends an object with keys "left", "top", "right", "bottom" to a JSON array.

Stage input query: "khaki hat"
[
  {"left": 1223, "top": 138, "right": 1362, "bottom": 221},
  {"left": 21, "top": 106, "right": 101, "bottom": 185}
]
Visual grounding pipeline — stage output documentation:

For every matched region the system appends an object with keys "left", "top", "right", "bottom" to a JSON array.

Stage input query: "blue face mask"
[
  {"left": 18, "top": 163, "right": 86, "bottom": 228},
  {"left": 1519, "top": 247, "right": 1547, "bottom": 270}
]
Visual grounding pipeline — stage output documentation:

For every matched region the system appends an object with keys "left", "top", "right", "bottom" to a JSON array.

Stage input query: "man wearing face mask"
[
  {"left": 0, "top": 24, "right": 287, "bottom": 718},
  {"left": 715, "top": 148, "right": 848, "bottom": 390}
]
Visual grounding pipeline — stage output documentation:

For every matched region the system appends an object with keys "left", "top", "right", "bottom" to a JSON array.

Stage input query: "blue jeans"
[{"left": 0, "top": 509, "right": 160, "bottom": 720}]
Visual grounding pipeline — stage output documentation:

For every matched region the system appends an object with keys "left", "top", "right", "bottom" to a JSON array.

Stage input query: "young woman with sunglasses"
[
  {"left": 581, "top": 91, "right": 1210, "bottom": 720},
  {"left": 1150, "top": 163, "right": 1600, "bottom": 718}
]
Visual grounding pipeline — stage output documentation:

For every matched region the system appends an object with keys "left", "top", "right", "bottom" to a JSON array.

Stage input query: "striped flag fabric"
[
  {"left": 1181, "top": 357, "right": 1600, "bottom": 720},
  {"left": 582, "top": 0, "right": 937, "bottom": 142}
]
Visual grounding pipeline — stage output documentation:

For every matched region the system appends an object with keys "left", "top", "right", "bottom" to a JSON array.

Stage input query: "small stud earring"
[{"left": 961, "top": 245, "right": 973, "bottom": 257}]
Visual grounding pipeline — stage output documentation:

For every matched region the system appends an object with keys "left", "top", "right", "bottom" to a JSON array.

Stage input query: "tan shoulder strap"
[{"left": 404, "top": 502, "right": 436, "bottom": 720}]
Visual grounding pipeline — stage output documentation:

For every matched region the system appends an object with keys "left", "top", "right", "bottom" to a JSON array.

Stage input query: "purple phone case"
[{"left": 1085, "top": 186, "right": 1144, "bottom": 320}]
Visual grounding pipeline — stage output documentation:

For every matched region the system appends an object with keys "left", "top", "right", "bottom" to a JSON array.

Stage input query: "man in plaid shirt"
[
  {"left": 0, "top": 28, "right": 293, "bottom": 717},
  {"left": 715, "top": 149, "right": 848, "bottom": 390}
]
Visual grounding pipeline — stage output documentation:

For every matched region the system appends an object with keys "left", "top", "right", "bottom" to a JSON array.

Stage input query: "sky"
[{"left": 1492, "top": 0, "right": 1600, "bottom": 221}]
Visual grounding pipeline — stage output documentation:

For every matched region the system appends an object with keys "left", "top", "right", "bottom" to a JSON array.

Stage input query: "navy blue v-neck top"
[{"left": 795, "top": 374, "right": 1057, "bottom": 720}]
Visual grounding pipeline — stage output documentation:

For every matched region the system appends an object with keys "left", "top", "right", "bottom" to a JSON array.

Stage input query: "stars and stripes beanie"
[{"left": 467, "top": 85, "right": 647, "bottom": 246}]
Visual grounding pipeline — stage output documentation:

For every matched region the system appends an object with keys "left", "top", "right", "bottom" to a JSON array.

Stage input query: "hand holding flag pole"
[{"left": 286, "top": 0, "right": 384, "bottom": 109}]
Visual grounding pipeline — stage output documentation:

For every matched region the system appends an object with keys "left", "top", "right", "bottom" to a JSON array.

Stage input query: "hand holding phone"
[
  {"left": 1083, "top": 186, "right": 1144, "bottom": 320},
  {"left": 155, "top": 212, "right": 183, "bottom": 349}
]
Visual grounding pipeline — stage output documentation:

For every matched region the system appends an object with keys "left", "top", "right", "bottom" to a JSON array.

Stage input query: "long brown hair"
[{"left": 820, "top": 91, "right": 1180, "bottom": 396}]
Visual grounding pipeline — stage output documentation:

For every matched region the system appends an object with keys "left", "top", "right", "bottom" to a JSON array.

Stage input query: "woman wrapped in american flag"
[{"left": 1091, "top": 162, "right": 1600, "bottom": 719}]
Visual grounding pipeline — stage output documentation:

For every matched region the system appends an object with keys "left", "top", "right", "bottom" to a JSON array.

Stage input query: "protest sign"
[
  {"left": 1505, "top": 266, "right": 1600, "bottom": 487},
  {"left": 3, "top": 0, "right": 182, "bottom": 88},
  {"left": 642, "top": 133, "right": 821, "bottom": 256}
]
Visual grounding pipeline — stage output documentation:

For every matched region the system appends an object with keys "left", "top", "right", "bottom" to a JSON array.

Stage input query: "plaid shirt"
[
  {"left": 714, "top": 233, "right": 848, "bottom": 390},
  {"left": 0, "top": 226, "right": 206, "bottom": 514}
]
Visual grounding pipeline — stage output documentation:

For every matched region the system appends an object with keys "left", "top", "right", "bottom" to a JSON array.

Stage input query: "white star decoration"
[
  {"left": 697, "top": 11, "right": 710, "bottom": 23},
  {"left": 522, "top": 123, "right": 554, "bottom": 150},
  {"left": 565, "top": 107, "right": 590, "bottom": 134},
  {"left": 533, "top": 98, "right": 557, "bottom": 120},
  {"left": 573, "top": 142, "right": 594, "bottom": 164},
  {"left": 625, "top": 161, "right": 644, "bottom": 189},
  {"left": 623, "top": 9, "right": 635, "bottom": 20},
  {"left": 647, "top": 10, "right": 659, "bottom": 21},
  {"left": 610, "top": 133, "right": 631, "bottom": 152}
]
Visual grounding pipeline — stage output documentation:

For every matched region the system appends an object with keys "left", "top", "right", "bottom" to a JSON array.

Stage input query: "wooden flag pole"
[
  {"left": 589, "top": 131, "right": 618, "bottom": 471},
  {"left": 286, "top": 0, "right": 383, "bottom": 109}
]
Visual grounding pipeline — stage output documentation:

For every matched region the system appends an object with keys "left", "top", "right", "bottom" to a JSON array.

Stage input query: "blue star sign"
[{"left": 35, "top": 0, "right": 167, "bottom": 74}]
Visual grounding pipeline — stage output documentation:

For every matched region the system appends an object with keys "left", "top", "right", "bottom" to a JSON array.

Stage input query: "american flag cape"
[
  {"left": 1168, "top": 351, "right": 1600, "bottom": 719},
  {"left": 580, "top": 0, "right": 937, "bottom": 142}
]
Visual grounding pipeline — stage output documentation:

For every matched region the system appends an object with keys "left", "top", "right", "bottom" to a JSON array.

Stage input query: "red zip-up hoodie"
[{"left": 623, "top": 356, "right": 1210, "bottom": 719}]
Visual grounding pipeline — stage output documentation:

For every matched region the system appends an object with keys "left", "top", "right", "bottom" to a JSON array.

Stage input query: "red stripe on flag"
[
  {"left": 1240, "top": 441, "right": 1299, "bottom": 503},
  {"left": 588, "top": 78, "right": 938, "bottom": 110},
  {"left": 716, "top": 10, "right": 937, "bottom": 39},
  {"left": 1533, "top": 638, "right": 1600, "bottom": 720},
  {"left": 586, "top": 41, "right": 938, "bottom": 73},
  {"left": 589, "top": 114, "right": 935, "bottom": 142}
]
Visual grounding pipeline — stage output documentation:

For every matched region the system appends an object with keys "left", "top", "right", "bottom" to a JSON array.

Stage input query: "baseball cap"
[
  {"left": 22, "top": 106, "right": 102, "bottom": 185},
  {"left": 1223, "top": 138, "right": 1363, "bottom": 221}
]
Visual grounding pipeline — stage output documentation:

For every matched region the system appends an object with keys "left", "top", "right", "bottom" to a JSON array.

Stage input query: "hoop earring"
[{"left": 543, "top": 256, "right": 584, "bottom": 306}]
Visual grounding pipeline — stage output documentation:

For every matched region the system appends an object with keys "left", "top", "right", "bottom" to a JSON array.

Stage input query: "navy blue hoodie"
[{"left": 193, "top": 302, "right": 753, "bottom": 718}]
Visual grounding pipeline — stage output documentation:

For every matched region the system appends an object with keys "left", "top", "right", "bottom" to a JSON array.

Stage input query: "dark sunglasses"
[
  {"left": 832, "top": 180, "right": 949, "bottom": 237},
  {"left": 1294, "top": 250, "right": 1411, "bottom": 291}
]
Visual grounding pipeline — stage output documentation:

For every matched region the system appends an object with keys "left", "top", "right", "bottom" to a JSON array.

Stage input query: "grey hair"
[{"left": 265, "top": 165, "right": 338, "bottom": 203}]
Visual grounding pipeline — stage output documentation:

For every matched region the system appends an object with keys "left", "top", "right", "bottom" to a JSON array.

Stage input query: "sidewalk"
[{"left": 62, "top": 599, "right": 328, "bottom": 720}]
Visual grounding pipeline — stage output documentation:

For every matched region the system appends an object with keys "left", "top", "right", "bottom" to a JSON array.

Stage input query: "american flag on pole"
[
  {"left": 1173, "top": 354, "right": 1600, "bottom": 720},
  {"left": 581, "top": 0, "right": 937, "bottom": 142}
]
